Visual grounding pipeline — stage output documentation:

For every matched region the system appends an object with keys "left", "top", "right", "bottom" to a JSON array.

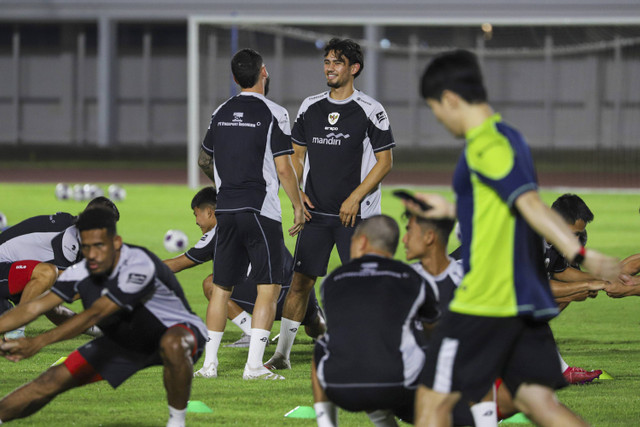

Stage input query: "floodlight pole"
[{"left": 187, "top": 17, "right": 200, "bottom": 189}]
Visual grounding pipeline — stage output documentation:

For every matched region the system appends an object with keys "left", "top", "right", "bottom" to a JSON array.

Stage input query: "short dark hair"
[
  {"left": 324, "top": 38, "right": 364, "bottom": 78},
  {"left": 85, "top": 196, "right": 120, "bottom": 221},
  {"left": 354, "top": 215, "right": 399, "bottom": 255},
  {"left": 551, "top": 194, "right": 594, "bottom": 225},
  {"left": 404, "top": 210, "right": 456, "bottom": 246},
  {"left": 76, "top": 207, "right": 117, "bottom": 237},
  {"left": 231, "top": 48, "right": 263, "bottom": 89},
  {"left": 420, "top": 49, "right": 487, "bottom": 103},
  {"left": 191, "top": 186, "right": 217, "bottom": 210}
]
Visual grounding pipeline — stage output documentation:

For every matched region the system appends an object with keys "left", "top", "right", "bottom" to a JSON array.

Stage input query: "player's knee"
[
  {"left": 32, "top": 263, "right": 58, "bottom": 287},
  {"left": 512, "top": 383, "right": 556, "bottom": 417},
  {"left": 202, "top": 276, "right": 214, "bottom": 300},
  {"left": 160, "top": 328, "right": 193, "bottom": 362},
  {"left": 290, "top": 273, "right": 317, "bottom": 292}
]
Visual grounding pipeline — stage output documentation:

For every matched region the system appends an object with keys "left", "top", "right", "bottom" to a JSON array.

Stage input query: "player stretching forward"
[
  {"left": 267, "top": 38, "right": 394, "bottom": 370},
  {"left": 198, "top": 48, "right": 305, "bottom": 380},
  {"left": 410, "top": 49, "right": 619, "bottom": 426},
  {"left": 0, "top": 207, "right": 206, "bottom": 427}
]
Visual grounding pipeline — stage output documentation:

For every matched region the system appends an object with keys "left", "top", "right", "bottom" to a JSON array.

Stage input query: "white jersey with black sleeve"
[
  {"left": 201, "top": 92, "right": 293, "bottom": 223},
  {"left": 410, "top": 258, "right": 464, "bottom": 315},
  {"left": 291, "top": 90, "right": 395, "bottom": 218},
  {"left": 51, "top": 243, "right": 207, "bottom": 353},
  {"left": 184, "top": 226, "right": 216, "bottom": 265}
]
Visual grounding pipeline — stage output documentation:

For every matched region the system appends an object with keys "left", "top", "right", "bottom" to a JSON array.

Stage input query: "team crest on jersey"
[
  {"left": 328, "top": 112, "right": 340, "bottom": 125},
  {"left": 233, "top": 112, "right": 244, "bottom": 122}
]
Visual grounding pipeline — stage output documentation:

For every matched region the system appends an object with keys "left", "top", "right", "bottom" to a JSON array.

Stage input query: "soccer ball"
[
  {"left": 163, "top": 230, "right": 189, "bottom": 252},
  {"left": 83, "top": 184, "right": 104, "bottom": 200},
  {"left": 72, "top": 184, "right": 87, "bottom": 201},
  {"left": 55, "top": 183, "right": 72, "bottom": 200},
  {"left": 108, "top": 184, "right": 126, "bottom": 202},
  {"left": 0, "top": 212, "right": 7, "bottom": 230}
]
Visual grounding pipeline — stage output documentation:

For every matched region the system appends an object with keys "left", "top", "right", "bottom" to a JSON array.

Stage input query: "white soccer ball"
[
  {"left": 0, "top": 212, "right": 7, "bottom": 229},
  {"left": 108, "top": 184, "right": 127, "bottom": 202},
  {"left": 163, "top": 230, "right": 189, "bottom": 252},
  {"left": 72, "top": 184, "right": 87, "bottom": 201},
  {"left": 55, "top": 183, "right": 72, "bottom": 200}
]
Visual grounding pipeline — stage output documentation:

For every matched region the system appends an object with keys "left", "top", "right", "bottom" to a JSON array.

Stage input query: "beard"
[{"left": 264, "top": 76, "right": 271, "bottom": 97}]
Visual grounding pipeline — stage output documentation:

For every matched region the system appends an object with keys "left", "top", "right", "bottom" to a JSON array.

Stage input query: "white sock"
[
  {"left": 558, "top": 350, "right": 569, "bottom": 372},
  {"left": 470, "top": 401, "right": 497, "bottom": 427},
  {"left": 166, "top": 405, "right": 186, "bottom": 427},
  {"left": 231, "top": 311, "right": 252, "bottom": 335},
  {"left": 246, "top": 328, "right": 270, "bottom": 369},
  {"left": 314, "top": 401, "right": 338, "bottom": 427},
  {"left": 202, "top": 330, "right": 223, "bottom": 367},
  {"left": 366, "top": 409, "right": 398, "bottom": 426},
  {"left": 275, "top": 318, "right": 301, "bottom": 359}
]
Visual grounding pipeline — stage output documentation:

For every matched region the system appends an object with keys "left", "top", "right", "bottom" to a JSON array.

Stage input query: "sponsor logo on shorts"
[
  {"left": 15, "top": 265, "right": 27, "bottom": 269},
  {"left": 127, "top": 273, "right": 147, "bottom": 285},
  {"left": 328, "top": 112, "right": 340, "bottom": 125}
]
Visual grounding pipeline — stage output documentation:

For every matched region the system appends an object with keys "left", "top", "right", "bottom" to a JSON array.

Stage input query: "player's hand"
[
  {"left": 289, "top": 206, "right": 306, "bottom": 237},
  {"left": 0, "top": 337, "right": 41, "bottom": 362},
  {"left": 339, "top": 194, "right": 361, "bottom": 227},
  {"left": 403, "top": 193, "right": 456, "bottom": 220},
  {"left": 301, "top": 191, "right": 314, "bottom": 221},
  {"left": 582, "top": 249, "right": 620, "bottom": 284},
  {"left": 604, "top": 279, "right": 640, "bottom": 298}
]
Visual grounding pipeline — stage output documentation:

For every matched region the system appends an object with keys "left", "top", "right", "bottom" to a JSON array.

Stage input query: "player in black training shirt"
[
  {"left": 267, "top": 38, "right": 394, "bottom": 371},
  {"left": 311, "top": 215, "right": 439, "bottom": 426},
  {"left": 198, "top": 48, "right": 305, "bottom": 380}
]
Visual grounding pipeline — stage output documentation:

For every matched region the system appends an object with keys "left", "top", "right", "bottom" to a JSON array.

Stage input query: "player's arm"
[
  {"left": 292, "top": 143, "right": 314, "bottom": 215},
  {"left": 514, "top": 190, "right": 619, "bottom": 282},
  {"left": 339, "top": 150, "right": 393, "bottom": 227},
  {"left": 198, "top": 148, "right": 216, "bottom": 184},
  {"left": 550, "top": 278, "right": 606, "bottom": 300},
  {"left": 604, "top": 275, "right": 640, "bottom": 298},
  {"left": 552, "top": 265, "right": 598, "bottom": 282},
  {"left": 620, "top": 253, "right": 640, "bottom": 275},
  {"left": 0, "top": 291, "right": 64, "bottom": 335},
  {"left": 403, "top": 193, "right": 457, "bottom": 220},
  {"left": 0, "top": 295, "right": 120, "bottom": 362},
  {"left": 164, "top": 254, "right": 197, "bottom": 273},
  {"left": 275, "top": 154, "right": 306, "bottom": 236}
]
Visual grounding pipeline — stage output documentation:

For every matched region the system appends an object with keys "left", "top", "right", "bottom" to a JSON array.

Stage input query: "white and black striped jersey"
[
  {"left": 411, "top": 258, "right": 464, "bottom": 315},
  {"left": 291, "top": 90, "right": 394, "bottom": 218},
  {"left": 184, "top": 227, "right": 217, "bottom": 265},
  {"left": 201, "top": 92, "right": 293, "bottom": 223},
  {"left": 52, "top": 244, "right": 207, "bottom": 353},
  {"left": 0, "top": 213, "right": 81, "bottom": 269},
  {"left": 317, "top": 254, "right": 439, "bottom": 389}
]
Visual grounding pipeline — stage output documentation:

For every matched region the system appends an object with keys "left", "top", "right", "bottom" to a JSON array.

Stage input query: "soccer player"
[
  {"left": 198, "top": 48, "right": 305, "bottom": 380},
  {"left": 267, "top": 37, "right": 395, "bottom": 370},
  {"left": 0, "top": 196, "right": 118, "bottom": 338},
  {"left": 163, "top": 187, "right": 325, "bottom": 377},
  {"left": 0, "top": 207, "right": 206, "bottom": 427},
  {"left": 312, "top": 215, "right": 440, "bottom": 427},
  {"left": 409, "top": 49, "right": 619, "bottom": 426}
]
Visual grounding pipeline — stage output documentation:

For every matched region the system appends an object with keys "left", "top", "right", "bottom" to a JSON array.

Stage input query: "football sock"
[
  {"left": 470, "top": 401, "right": 498, "bottom": 427},
  {"left": 314, "top": 401, "right": 338, "bottom": 427},
  {"left": 246, "top": 328, "right": 270, "bottom": 369},
  {"left": 557, "top": 350, "right": 569, "bottom": 372},
  {"left": 231, "top": 311, "right": 252, "bottom": 335},
  {"left": 366, "top": 409, "right": 399, "bottom": 426},
  {"left": 203, "top": 330, "right": 223, "bottom": 367},
  {"left": 275, "top": 318, "right": 301, "bottom": 360},
  {"left": 166, "top": 405, "right": 186, "bottom": 427}
]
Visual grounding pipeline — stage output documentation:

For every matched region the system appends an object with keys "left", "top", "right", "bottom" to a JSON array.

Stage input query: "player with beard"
[{"left": 267, "top": 38, "right": 395, "bottom": 371}]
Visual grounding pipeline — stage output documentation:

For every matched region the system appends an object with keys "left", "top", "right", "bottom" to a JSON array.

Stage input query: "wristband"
[{"left": 572, "top": 246, "right": 586, "bottom": 266}]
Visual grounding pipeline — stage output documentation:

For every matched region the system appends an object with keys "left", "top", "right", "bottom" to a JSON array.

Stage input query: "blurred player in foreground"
[
  {"left": 410, "top": 49, "right": 619, "bottom": 426},
  {"left": 163, "top": 187, "right": 325, "bottom": 378},
  {"left": 312, "top": 215, "right": 440, "bottom": 427},
  {"left": 0, "top": 208, "right": 206, "bottom": 427}
]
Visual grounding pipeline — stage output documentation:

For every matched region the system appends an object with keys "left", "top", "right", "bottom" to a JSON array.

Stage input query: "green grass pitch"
[{"left": 0, "top": 183, "right": 639, "bottom": 426}]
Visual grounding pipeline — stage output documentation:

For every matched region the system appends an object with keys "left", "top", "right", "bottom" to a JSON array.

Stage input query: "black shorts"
[
  {"left": 75, "top": 323, "right": 206, "bottom": 388},
  {"left": 313, "top": 342, "right": 415, "bottom": 423},
  {"left": 420, "top": 312, "right": 566, "bottom": 402},
  {"left": 231, "top": 276, "right": 321, "bottom": 325},
  {"left": 293, "top": 213, "right": 359, "bottom": 277},
  {"left": 213, "top": 212, "right": 287, "bottom": 287}
]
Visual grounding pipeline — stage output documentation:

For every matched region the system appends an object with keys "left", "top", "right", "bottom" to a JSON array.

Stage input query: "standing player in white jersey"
[
  {"left": 267, "top": 38, "right": 395, "bottom": 370},
  {"left": 198, "top": 48, "right": 305, "bottom": 380}
]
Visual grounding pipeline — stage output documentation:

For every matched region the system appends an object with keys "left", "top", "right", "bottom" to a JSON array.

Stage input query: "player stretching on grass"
[
  {"left": 409, "top": 49, "right": 620, "bottom": 427},
  {"left": 267, "top": 38, "right": 394, "bottom": 370},
  {"left": 0, "top": 207, "right": 206, "bottom": 427},
  {"left": 198, "top": 48, "right": 305, "bottom": 380},
  {"left": 163, "top": 187, "right": 325, "bottom": 378}
]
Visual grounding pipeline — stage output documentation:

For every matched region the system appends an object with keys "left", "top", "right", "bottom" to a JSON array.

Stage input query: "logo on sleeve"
[
  {"left": 375, "top": 111, "right": 387, "bottom": 123},
  {"left": 328, "top": 112, "right": 340, "bottom": 125},
  {"left": 127, "top": 273, "right": 148, "bottom": 285}
]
